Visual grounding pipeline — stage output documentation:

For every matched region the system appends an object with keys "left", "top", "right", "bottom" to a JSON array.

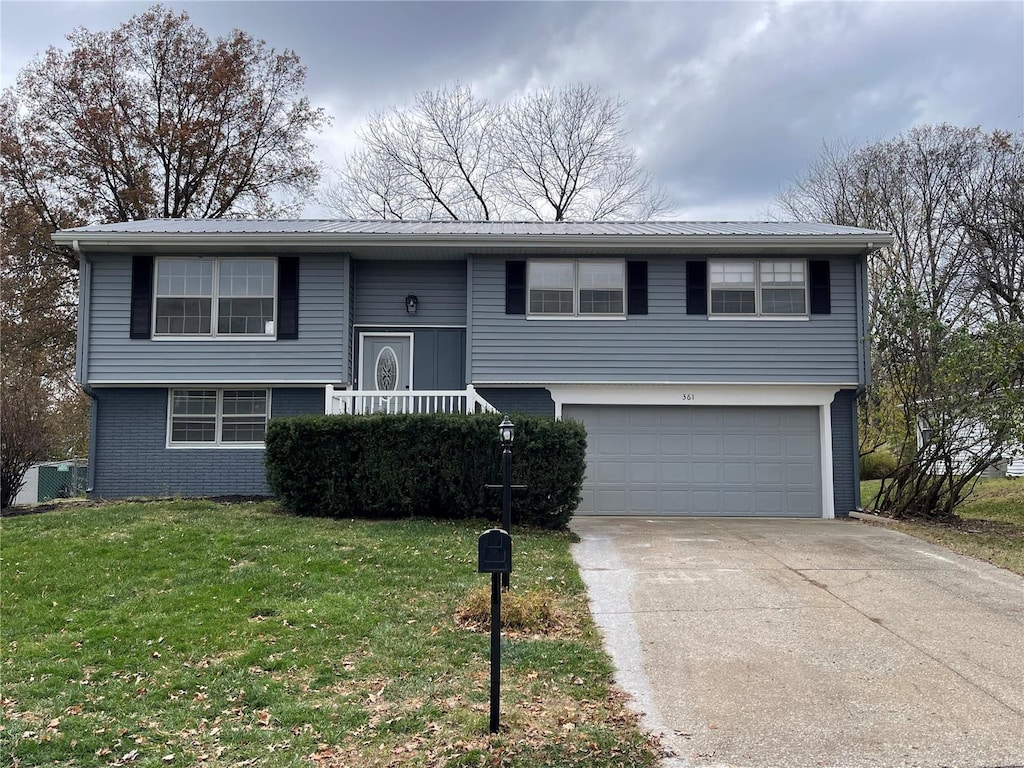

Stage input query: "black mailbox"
[{"left": 478, "top": 528, "right": 512, "bottom": 574}]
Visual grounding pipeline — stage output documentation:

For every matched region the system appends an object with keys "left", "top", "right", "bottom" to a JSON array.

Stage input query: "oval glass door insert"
[{"left": 374, "top": 346, "right": 399, "bottom": 391}]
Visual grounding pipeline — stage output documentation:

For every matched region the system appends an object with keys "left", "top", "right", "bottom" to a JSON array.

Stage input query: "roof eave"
[{"left": 52, "top": 230, "right": 895, "bottom": 252}]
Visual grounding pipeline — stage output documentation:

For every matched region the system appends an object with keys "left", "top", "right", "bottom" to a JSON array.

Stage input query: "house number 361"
[{"left": 680, "top": 393, "right": 695, "bottom": 401}]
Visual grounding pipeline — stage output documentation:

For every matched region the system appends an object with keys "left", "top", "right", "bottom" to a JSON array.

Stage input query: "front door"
[{"left": 359, "top": 334, "right": 412, "bottom": 412}]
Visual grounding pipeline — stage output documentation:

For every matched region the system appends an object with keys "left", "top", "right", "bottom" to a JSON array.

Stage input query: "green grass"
[
  {"left": 860, "top": 478, "right": 1024, "bottom": 575},
  {"left": 1, "top": 501, "right": 657, "bottom": 767}
]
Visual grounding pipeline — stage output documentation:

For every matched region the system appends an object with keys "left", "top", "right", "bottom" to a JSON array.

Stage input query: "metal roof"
[
  {"left": 53, "top": 218, "right": 893, "bottom": 258},
  {"left": 55, "top": 218, "right": 891, "bottom": 238}
]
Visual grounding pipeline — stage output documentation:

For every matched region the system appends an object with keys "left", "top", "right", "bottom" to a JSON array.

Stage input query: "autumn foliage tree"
[
  {"left": 324, "top": 82, "right": 666, "bottom": 221},
  {"left": 0, "top": 5, "right": 327, "bottom": 503},
  {"left": 1, "top": 4, "right": 327, "bottom": 223}
]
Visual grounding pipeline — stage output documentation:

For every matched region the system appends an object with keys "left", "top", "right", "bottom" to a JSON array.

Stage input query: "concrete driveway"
[{"left": 571, "top": 517, "right": 1024, "bottom": 768}]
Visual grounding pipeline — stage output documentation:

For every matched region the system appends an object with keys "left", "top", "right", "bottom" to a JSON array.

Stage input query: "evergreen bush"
[{"left": 265, "top": 412, "right": 586, "bottom": 529}]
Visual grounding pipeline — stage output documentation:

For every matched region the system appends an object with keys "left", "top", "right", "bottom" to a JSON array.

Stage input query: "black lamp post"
[{"left": 498, "top": 416, "right": 514, "bottom": 589}]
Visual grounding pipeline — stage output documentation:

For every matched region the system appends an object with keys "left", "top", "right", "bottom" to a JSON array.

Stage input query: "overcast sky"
[{"left": 2, "top": 0, "right": 1022, "bottom": 219}]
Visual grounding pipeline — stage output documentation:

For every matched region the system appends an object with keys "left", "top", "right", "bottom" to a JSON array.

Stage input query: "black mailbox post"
[{"left": 478, "top": 528, "right": 512, "bottom": 733}]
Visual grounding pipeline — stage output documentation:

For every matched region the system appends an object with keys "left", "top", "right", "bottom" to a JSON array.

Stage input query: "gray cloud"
[{"left": 2, "top": 0, "right": 1021, "bottom": 219}]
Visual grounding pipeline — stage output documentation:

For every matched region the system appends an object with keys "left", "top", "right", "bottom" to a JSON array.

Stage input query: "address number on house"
[{"left": 679, "top": 393, "right": 696, "bottom": 402}]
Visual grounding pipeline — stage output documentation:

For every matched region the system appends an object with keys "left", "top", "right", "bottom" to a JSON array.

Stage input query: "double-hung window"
[
  {"left": 168, "top": 389, "right": 269, "bottom": 446},
  {"left": 155, "top": 258, "right": 276, "bottom": 337},
  {"left": 528, "top": 260, "right": 625, "bottom": 317},
  {"left": 709, "top": 260, "right": 807, "bottom": 317}
]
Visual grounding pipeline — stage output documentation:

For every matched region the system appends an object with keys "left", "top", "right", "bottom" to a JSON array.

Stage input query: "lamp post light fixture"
[
  {"left": 498, "top": 416, "right": 515, "bottom": 589},
  {"left": 499, "top": 416, "right": 515, "bottom": 447},
  {"left": 405, "top": 294, "right": 418, "bottom": 314}
]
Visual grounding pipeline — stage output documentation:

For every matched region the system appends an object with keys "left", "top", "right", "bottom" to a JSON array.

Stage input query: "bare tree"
[
  {"left": 948, "top": 130, "right": 1024, "bottom": 324},
  {"left": 497, "top": 84, "right": 666, "bottom": 221},
  {"left": 776, "top": 125, "right": 1024, "bottom": 519},
  {"left": 324, "top": 83, "right": 499, "bottom": 220},
  {"left": 777, "top": 125, "right": 1024, "bottom": 329},
  {"left": 325, "top": 82, "right": 667, "bottom": 221}
]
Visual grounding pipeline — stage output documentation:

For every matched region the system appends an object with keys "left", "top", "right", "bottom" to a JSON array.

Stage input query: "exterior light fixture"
[
  {"left": 405, "top": 294, "right": 418, "bottom": 314},
  {"left": 498, "top": 416, "right": 515, "bottom": 447}
]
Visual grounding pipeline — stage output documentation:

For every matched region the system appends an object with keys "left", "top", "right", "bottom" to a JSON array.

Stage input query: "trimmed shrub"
[
  {"left": 860, "top": 447, "right": 898, "bottom": 480},
  {"left": 264, "top": 412, "right": 586, "bottom": 529}
]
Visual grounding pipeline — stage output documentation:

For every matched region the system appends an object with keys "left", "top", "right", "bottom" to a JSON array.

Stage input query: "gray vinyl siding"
[
  {"left": 831, "top": 388, "right": 858, "bottom": 517},
  {"left": 470, "top": 255, "right": 863, "bottom": 384},
  {"left": 353, "top": 260, "right": 467, "bottom": 326},
  {"left": 85, "top": 253, "right": 349, "bottom": 384},
  {"left": 475, "top": 387, "right": 555, "bottom": 417},
  {"left": 90, "top": 387, "right": 323, "bottom": 498}
]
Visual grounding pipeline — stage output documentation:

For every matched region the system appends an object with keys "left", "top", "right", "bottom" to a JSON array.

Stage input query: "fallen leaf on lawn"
[
  {"left": 162, "top": 755, "right": 174, "bottom": 763},
  {"left": 47, "top": 718, "right": 60, "bottom": 729}
]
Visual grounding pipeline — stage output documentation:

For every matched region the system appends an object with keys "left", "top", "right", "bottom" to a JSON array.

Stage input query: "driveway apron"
[{"left": 571, "top": 517, "right": 1024, "bottom": 768}]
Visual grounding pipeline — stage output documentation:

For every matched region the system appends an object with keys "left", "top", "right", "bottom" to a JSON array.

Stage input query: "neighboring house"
[
  {"left": 917, "top": 409, "right": 1024, "bottom": 479},
  {"left": 53, "top": 220, "right": 892, "bottom": 518}
]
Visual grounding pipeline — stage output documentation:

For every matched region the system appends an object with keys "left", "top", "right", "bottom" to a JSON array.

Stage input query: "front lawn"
[
  {"left": 860, "top": 478, "right": 1024, "bottom": 575},
  {"left": 1, "top": 501, "right": 658, "bottom": 767}
]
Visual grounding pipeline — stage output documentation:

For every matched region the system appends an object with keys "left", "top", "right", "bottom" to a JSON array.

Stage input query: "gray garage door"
[{"left": 564, "top": 405, "right": 821, "bottom": 517}]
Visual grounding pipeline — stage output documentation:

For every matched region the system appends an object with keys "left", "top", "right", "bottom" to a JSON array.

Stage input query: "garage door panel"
[
  {"left": 786, "top": 492, "right": 817, "bottom": 515},
  {"left": 755, "top": 434, "right": 783, "bottom": 456},
  {"left": 629, "top": 435, "right": 658, "bottom": 455},
  {"left": 597, "top": 489, "right": 627, "bottom": 512},
  {"left": 597, "top": 433, "right": 627, "bottom": 455},
  {"left": 629, "top": 462, "right": 658, "bottom": 483},
  {"left": 723, "top": 491, "right": 754, "bottom": 513},
  {"left": 723, "top": 462, "right": 752, "bottom": 484},
  {"left": 723, "top": 434, "right": 752, "bottom": 456},
  {"left": 755, "top": 491, "right": 784, "bottom": 514},
  {"left": 598, "top": 462, "right": 626, "bottom": 483},
  {"left": 693, "top": 434, "right": 721, "bottom": 455},
  {"left": 566, "top": 405, "right": 822, "bottom": 517},
  {"left": 660, "top": 435, "right": 690, "bottom": 455},
  {"left": 662, "top": 462, "right": 690, "bottom": 483},
  {"left": 692, "top": 462, "right": 721, "bottom": 483}
]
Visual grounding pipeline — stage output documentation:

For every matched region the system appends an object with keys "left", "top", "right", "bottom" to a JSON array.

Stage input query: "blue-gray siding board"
[
  {"left": 469, "top": 255, "right": 864, "bottom": 384},
  {"left": 353, "top": 260, "right": 467, "bottom": 326},
  {"left": 90, "top": 387, "right": 323, "bottom": 498},
  {"left": 476, "top": 387, "right": 555, "bottom": 417},
  {"left": 85, "top": 254, "right": 349, "bottom": 384},
  {"left": 831, "top": 388, "right": 859, "bottom": 516}
]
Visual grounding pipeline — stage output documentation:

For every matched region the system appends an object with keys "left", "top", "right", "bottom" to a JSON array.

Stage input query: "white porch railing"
[{"left": 325, "top": 384, "right": 498, "bottom": 415}]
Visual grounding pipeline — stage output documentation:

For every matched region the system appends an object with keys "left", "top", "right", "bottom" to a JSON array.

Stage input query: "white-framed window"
[
  {"left": 528, "top": 259, "right": 625, "bottom": 317},
  {"left": 168, "top": 389, "right": 270, "bottom": 447},
  {"left": 709, "top": 260, "right": 807, "bottom": 317},
  {"left": 154, "top": 258, "right": 276, "bottom": 337}
]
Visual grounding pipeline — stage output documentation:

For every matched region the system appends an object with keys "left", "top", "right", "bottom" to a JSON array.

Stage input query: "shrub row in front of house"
[{"left": 264, "top": 412, "right": 586, "bottom": 529}]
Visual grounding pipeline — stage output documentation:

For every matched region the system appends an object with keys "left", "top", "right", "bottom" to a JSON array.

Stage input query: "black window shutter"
[
  {"left": 130, "top": 255, "right": 153, "bottom": 339},
  {"left": 277, "top": 257, "right": 300, "bottom": 339},
  {"left": 686, "top": 260, "right": 707, "bottom": 315},
  {"left": 809, "top": 260, "right": 831, "bottom": 314},
  {"left": 505, "top": 261, "right": 526, "bottom": 315},
  {"left": 626, "top": 261, "right": 648, "bottom": 315}
]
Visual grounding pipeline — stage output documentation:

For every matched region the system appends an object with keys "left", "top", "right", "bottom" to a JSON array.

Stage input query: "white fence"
[{"left": 325, "top": 385, "right": 498, "bottom": 416}]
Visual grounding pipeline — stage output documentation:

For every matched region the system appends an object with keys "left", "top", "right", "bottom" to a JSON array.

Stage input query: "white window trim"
[
  {"left": 153, "top": 257, "right": 278, "bottom": 340},
  {"left": 166, "top": 388, "right": 272, "bottom": 449},
  {"left": 708, "top": 259, "right": 808, "bottom": 319},
  {"left": 527, "top": 259, "right": 626, "bottom": 319}
]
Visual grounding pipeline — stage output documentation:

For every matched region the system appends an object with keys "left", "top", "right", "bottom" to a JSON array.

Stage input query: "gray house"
[{"left": 53, "top": 220, "right": 892, "bottom": 518}]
